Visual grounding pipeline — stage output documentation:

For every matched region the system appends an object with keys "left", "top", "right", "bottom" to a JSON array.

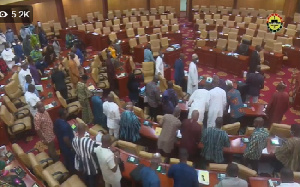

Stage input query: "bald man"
[
  {"left": 103, "top": 93, "right": 121, "bottom": 139},
  {"left": 140, "top": 154, "right": 161, "bottom": 187},
  {"left": 158, "top": 107, "right": 181, "bottom": 162},
  {"left": 34, "top": 102, "right": 58, "bottom": 161},
  {"left": 25, "top": 84, "right": 40, "bottom": 116},
  {"left": 181, "top": 110, "right": 202, "bottom": 163},
  {"left": 187, "top": 54, "right": 198, "bottom": 95},
  {"left": 94, "top": 134, "right": 121, "bottom": 187},
  {"left": 243, "top": 117, "right": 269, "bottom": 171}
]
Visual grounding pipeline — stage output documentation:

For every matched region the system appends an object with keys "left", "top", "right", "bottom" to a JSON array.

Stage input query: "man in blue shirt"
[
  {"left": 72, "top": 45, "right": 84, "bottom": 65},
  {"left": 174, "top": 53, "right": 185, "bottom": 86},
  {"left": 144, "top": 44, "right": 155, "bottom": 62},
  {"left": 53, "top": 108, "right": 75, "bottom": 172},
  {"left": 167, "top": 148, "right": 198, "bottom": 187},
  {"left": 140, "top": 153, "right": 161, "bottom": 187}
]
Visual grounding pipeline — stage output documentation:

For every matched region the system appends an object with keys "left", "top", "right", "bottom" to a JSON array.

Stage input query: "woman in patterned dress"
[{"left": 77, "top": 74, "right": 93, "bottom": 124}]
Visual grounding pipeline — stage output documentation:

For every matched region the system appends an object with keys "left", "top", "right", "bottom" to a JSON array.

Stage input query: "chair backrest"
[
  {"left": 230, "top": 28, "right": 239, "bottom": 34},
  {"left": 285, "top": 28, "right": 296, "bottom": 37},
  {"left": 4, "top": 80, "right": 22, "bottom": 100},
  {"left": 242, "top": 34, "right": 252, "bottom": 42},
  {"left": 94, "top": 28, "right": 101, "bottom": 34},
  {"left": 132, "top": 22, "right": 140, "bottom": 29},
  {"left": 216, "top": 19, "right": 224, "bottom": 26},
  {"left": 105, "top": 20, "right": 112, "bottom": 27},
  {"left": 248, "top": 23, "right": 257, "bottom": 30},
  {"left": 237, "top": 163, "right": 258, "bottom": 180},
  {"left": 91, "top": 68, "right": 99, "bottom": 84},
  {"left": 153, "top": 20, "right": 161, "bottom": 27},
  {"left": 86, "top": 24, "right": 94, "bottom": 32},
  {"left": 256, "top": 30, "right": 266, "bottom": 38},
  {"left": 109, "top": 33, "right": 117, "bottom": 42},
  {"left": 205, "top": 19, "right": 214, "bottom": 25},
  {"left": 258, "top": 24, "right": 268, "bottom": 31},
  {"left": 162, "top": 19, "right": 169, "bottom": 25},
  {"left": 273, "top": 42, "right": 283, "bottom": 53},
  {"left": 170, "top": 158, "right": 193, "bottom": 167},
  {"left": 235, "top": 16, "right": 243, "bottom": 23},
  {"left": 67, "top": 19, "right": 76, "bottom": 27},
  {"left": 222, "top": 15, "right": 229, "bottom": 21},
  {"left": 269, "top": 123, "right": 291, "bottom": 138},
  {"left": 264, "top": 33, "right": 275, "bottom": 41},
  {"left": 226, "top": 21, "right": 235, "bottom": 28},
  {"left": 129, "top": 38, "right": 137, "bottom": 49},
  {"left": 126, "top": 22, "right": 133, "bottom": 29},
  {"left": 161, "top": 26, "right": 168, "bottom": 33},
  {"left": 158, "top": 74, "right": 167, "bottom": 92},
  {"left": 204, "top": 14, "right": 211, "bottom": 20},
  {"left": 221, "top": 122, "right": 240, "bottom": 135},
  {"left": 153, "top": 27, "right": 161, "bottom": 34},
  {"left": 142, "top": 21, "right": 150, "bottom": 27},
  {"left": 111, "top": 91, "right": 122, "bottom": 107},
  {"left": 198, "top": 23, "right": 206, "bottom": 31},
  {"left": 173, "top": 84, "right": 185, "bottom": 99},
  {"left": 228, "top": 32, "right": 237, "bottom": 40},
  {"left": 237, "top": 22, "right": 245, "bottom": 28},
  {"left": 287, "top": 24, "right": 296, "bottom": 30},
  {"left": 95, "top": 22, "right": 103, "bottom": 29},
  {"left": 171, "top": 25, "right": 179, "bottom": 32},
  {"left": 160, "top": 37, "right": 169, "bottom": 48},
  {"left": 133, "top": 106, "right": 144, "bottom": 119},
  {"left": 140, "top": 16, "right": 147, "bottom": 22},
  {"left": 12, "top": 143, "right": 30, "bottom": 168},
  {"left": 108, "top": 12, "right": 114, "bottom": 19},
  {"left": 28, "top": 153, "right": 44, "bottom": 180},
  {"left": 196, "top": 19, "right": 204, "bottom": 25},
  {"left": 123, "top": 17, "right": 129, "bottom": 25},
  {"left": 56, "top": 91, "right": 67, "bottom": 107},
  {"left": 53, "top": 22, "right": 62, "bottom": 30},
  {"left": 75, "top": 17, "right": 82, "bottom": 25},
  {"left": 137, "top": 28, "right": 145, "bottom": 36},
  {"left": 149, "top": 15, "right": 156, "bottom": 22},
  {"left": 142, "top": 61, "right": 154, "bottom": 77},
  {"left": 209, "top": 30, "right": 217, "bottom": 40},
  {"left": 114, "top": 19, "right": 120, "bottom": 25},
  {"left": 216, "top": 39, "right": 228, "bottom": 50},
  {"left": 246, "top": 28, "right": 255, "bottom": 37},
  {"left": 150, "top": 39, "right": 160, "bottom": 51},
  {"left": 126, "top": 28, "right": 135, "bottom": 38},
  {"left": 113, "top": 24, "right": 120, "bottom": 32},
  {"left": 170, "top": 19, "right": 178, "bottom": 25},
  {"left": 213, "top": 14, "right": 221, "bottom": 19},
  {"left": 77, "top": 24, "right": 86, "bottom": 31},
  {"left": 222, "top": 27, "right": 230, "bottom": 35},
  {"left": 195, "top": 39, "right": 206, "bottom": 47},
  {"left": 130, "top": 16, "right": 138, "bottom": 22},
  {"left": 97, "top": 14, "right": 104, "bottom": 21},
  {"left": 139, "top": 35, "right": 148, "bottom": 44},
  {"left": 3, "top": 95, "right": 18, "bottom": 113},
  {"left": 103, "top": 27, "right": 111, "bottom": 35}
]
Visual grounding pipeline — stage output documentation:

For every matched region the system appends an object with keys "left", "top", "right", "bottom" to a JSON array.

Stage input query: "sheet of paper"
[
  {"left": 198, "top": 170, "right": 210, "bottom": 185},
  {"left": 155, "top": 127, "right": 162, "bottom": 136},
  {"left": 262, "top": 148, "right": 268, "bottom": 154},
  {"left": 88, "top": 85, "right": 95, "bottom": 90},
  {"left": 35, "top": 85, "right": 43, "bottom": 92}
]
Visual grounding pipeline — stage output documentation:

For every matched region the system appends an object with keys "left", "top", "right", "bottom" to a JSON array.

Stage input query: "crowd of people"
[{"left": 0, "top": 22, "right": 299, "bottom": 187}]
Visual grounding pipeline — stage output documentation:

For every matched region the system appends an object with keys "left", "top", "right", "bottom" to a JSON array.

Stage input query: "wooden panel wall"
[
  {"left": 150, "top": 0, "right": 181, "bottom": 14},
  {"left": 192, "top": 0, "right": 234, "bottom": 7},
  {"left": 62, "top": 0, "right": 103, "bottom": 19},
  {"left": 108, "top": 0, "right": 147, "bottom": 11},
  {"left": 237, "top": 0, "right": 285, "bottom": 11}
]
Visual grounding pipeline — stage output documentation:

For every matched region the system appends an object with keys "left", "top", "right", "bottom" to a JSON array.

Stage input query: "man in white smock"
[
  {"left": 155, "top": 51, "right": 164, "bottom": 78},
  {"left": 187, "top": 83, "right": 210, "bottom": 123},
  {"left": 207, "top": 75, "right": 227, "bottom": 128},
  {"left": 187, "top": 54, "right": 198, "bottom": 95},
  {"left": 103, "top": 93, "right": 121, "bottom": 139}
]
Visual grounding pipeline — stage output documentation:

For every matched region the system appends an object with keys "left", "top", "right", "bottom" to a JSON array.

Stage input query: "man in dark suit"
[
  {"left": 174, "top": 53, "right": 185, "bottom": 87},
  {"left": 249, "top": 45, "right": 262, "bottom": 73},
  {"left": 246, "top": 65, "right": 264, "bottom": 103}
]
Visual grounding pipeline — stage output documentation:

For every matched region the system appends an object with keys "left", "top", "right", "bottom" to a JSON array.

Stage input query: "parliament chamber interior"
[{"left": 0, "top": 0, "right": 300, "bottom": 186}]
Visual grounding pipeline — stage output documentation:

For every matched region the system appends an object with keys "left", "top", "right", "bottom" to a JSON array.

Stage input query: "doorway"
[{"left": 180, "top": 0, "right": 187, "bottom": 17}]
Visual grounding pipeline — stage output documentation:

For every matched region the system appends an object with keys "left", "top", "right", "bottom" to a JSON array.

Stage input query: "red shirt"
[
  {"left": 180, "top": 119, "right": 202, "bottom": 156},
  {"left": 34, "top": 111, "right": 55, "bottom": 143}
]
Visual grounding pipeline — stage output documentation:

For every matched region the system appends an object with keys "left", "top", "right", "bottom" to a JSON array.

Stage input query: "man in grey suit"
[{"left": 215, "top": 163, "right": 248, "bottom": 187}]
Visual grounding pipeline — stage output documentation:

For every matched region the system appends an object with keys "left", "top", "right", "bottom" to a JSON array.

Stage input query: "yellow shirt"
[{"left": 108, "top": 46, "right": 116, "bottom": 58}]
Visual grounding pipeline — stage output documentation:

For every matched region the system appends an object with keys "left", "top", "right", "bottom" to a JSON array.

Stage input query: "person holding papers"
[
  {"left": 243, "top": 117, "right": 269, "bottom": 172},
  {"left": 215, "top": 163, "right": 248, "bottom": 187},
  {"left": 157, "top": 107, "right": 181, "bottom": 163}
]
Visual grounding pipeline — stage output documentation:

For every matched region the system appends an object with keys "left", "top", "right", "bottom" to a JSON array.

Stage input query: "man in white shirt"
[
  {"left": 207, "top": 75, "right": 227, "bottom": 128},
  {"left": 0, "top": 29, "right": 6, "bottom": 52},
  {"left": 94, "top": 134, "right": 121, "bottom": 187},
  {"left": 155, "top": 51, "right": 164, "bottom": 78},
  {"left": 277, "top": 167, "right": 300, "bottom": 187},
  {"left": 25, "top": 84, "right": 41, "bottom": 116},
  {"left": 18, "top": 62, "right": 34, "bottom": 91},
  {"left": 103, "top": 93, "right": 121, "bottom": 139},
  {"left": 1, "top": 43, "right": 15, "bottom": 69},
  {"left": 187, "top": 54, "right": 198, "bottom": 95},
  {"left": 187, "top": 84, "right": 210, "bottom": 123}
]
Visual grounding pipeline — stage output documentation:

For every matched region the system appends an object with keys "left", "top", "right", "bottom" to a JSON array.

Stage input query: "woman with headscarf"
[{"left": 77, "top": 75, "right": 93, "bottom": 124}]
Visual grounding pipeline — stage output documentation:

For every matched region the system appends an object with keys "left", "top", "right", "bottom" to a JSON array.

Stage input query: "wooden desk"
[
  {"left": 117, "top": 148, "right": 219, "bottom": 187},
  {"left": 2, "top": 144, "right": 45, "bottom": 186},
  {"left": 241, "top": 103, "right": 266, "bottom": 117},
  {"left": 195, "top": 46, "right": 217, "bottom": 68},
  {"left": 86, "top": 33, "right": 109, "bottom": 51},
  {"left": 216, "top": 52, "right": 249, "bottom": 77},
  {"left": 283, "top": 46, "right": 300, "bottom": 69}
]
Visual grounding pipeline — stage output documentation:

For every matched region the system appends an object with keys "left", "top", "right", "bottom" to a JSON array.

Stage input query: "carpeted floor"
[{"left": 17, "top": 17, "right": 300, "bottom": 156}]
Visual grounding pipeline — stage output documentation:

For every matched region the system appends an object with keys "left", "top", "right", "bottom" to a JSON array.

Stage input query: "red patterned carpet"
[{"left": 17, "top": 18, "right": 300, "bottom": 154}]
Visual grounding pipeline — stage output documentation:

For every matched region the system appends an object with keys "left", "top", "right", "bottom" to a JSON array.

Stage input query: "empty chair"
[
  {"left": 126, "top": 28, "right": 135, "bottom": 38},
  {"left": 216, "top": 19, "right": 224, "bottom": 26},
  {"left": 196, "top": 19, "right": 204, "bottom": 25},
  {"left": 150, "top": 39, "right": 160, "bottom": 57},
  {"left": 221, "top": 122, "right": 240, "bottom": 135},
  {"left": 170, "top": 19, "right": 178, "bottom": 25},
  {"left": 153, "top": 20, "right": 161, "bottom": 27},
  {"left": 232, "top": 9, "right": 240, "bottom": 15},
  {"left": 94, "top": 11, "right": 100, "bottom": 18},
  {"left": 235, "top": 16, "right": 243, "bottom": 23},
  {"left": 269, "top": 123, "right": 291, "bottom": 138},
  {"left": 53, "top": 22, "right": 62, "bottom": 36},
  {"left": 227, "top": 21, "right": 235, "bottom": 28},
  {"left": 95, "top": 22, "right": 103, "bottom": 29},
  {"left": 285, "top": 29, "right": 296, "bottom": 37},
  {"left": 142, "top": 21, "right": 150, "bottom": 27},
  {"left": 228, "top": 32, "right": 237, "bottom": 40},
  {"left": 161, "top": 26, "right": 168, "bottom": 33},
  {"left": 102, "top": 27, "right": 111, "bottom": 35},
  {"left": 194, "top": 14, "right": 200, "bottom": 20},
  {"left": 114, "top": 19, "right": 120, "bottom": 25},
  {"left": 171, "top": 25, "right": 179, "bottom": 32},
  {"left": 129, "top": 38, "right": 138, "bottom": 51},
  {"left": 130, "top": 16, "right": 137, "bottom": 22},
  {"left": 112, "top": 24, "right": 120, "bottom": 32},
  {"left": 162, "top": 19, "right": 169, "bottom": 25},
  {"left": 248, "top": 23, "right": 257, "bottom": 30},
  {"left": 200, "top": 30, "right": 208, "bottom": 39},
  {"left": 142, "top": 61, "right": 154, "bottom": 83},
  {"left": 42, "top": 23, "right": 54, "bottom": 37},
  {"left": 222, "top": 15, "right": 229, "bottom": 21},
  {"left": 250, "top": 10, "right": 259, "bottom": 17},
  {"left": 94, "top": 28, "right": 101, "bottom": 34},
  {"left": 71, "top": 15, "right": 78, "bottom": 19},
  {"left": 56, "top": 91, "right": 81, "bottom": 116},
  {"left": 115, "top": 10, "right": 122, "bottom": 18},
  {"left": 168, "top": 13, "right": 174, "bottom": 20},
  {"left": 287, "top": 24, "right": 296, "bottom": 30},
  {"left": 237, "top": 22, "right": 245, "bottom": 28},
  {"left": 198, "top": 23, "right": 206, "bottom": 31},
  {"left": 195, "top": 39, "right": 206, "bottom": 48},
  {"left": 160, "top": 37, "right": 169, "bottom": 48},
  {"left": 264, "top": 33, "right": 275, "bottom": 41},
  {"left": 222, "top": 27, "right": 231, "bottom": 35},
  {"left": 87, "top": 15, "right": 93, "bottom": 23},
  {"left": 173, "top": 84, "right": 189, "bottom": 100},
  {"left": 221, "top": 9, "right": 229, "bottom": 15},
  {"left": 205, "top": 19, "right": 214, "bottom": 25},
  {"left": 153, "top": 28, "right": 161, "bottom": 34},
  {"left": 242, "top": 34, "right": 252, "bottom": 41},
  {"left": 214, "top": 14, "right": 221, "bottom": 19},
  {"left": 256, "top": 18, "right": 264, "bottom": 24},
  {"left": 77, "top": 24, "right": 86, "bottom": 31},
  {"left": 276, "top": 26, "right": 285, "bottom": 35},
  {"left": 149, "top": 15, "right": 156, "bottom": 22},
  {"left": 216, "top": 39, "right": 228, "bottom": 50},
  {"left": 209, "top": 30, "right": 218, "bottom": 40},
  {"left": 67, "top": 19, "right": 76, "bottom": 27},
  {"left": 108, "top": 32, "right": 117, "bottom": 42},
  {"left": 210, "top": 7, "right": 217, "bottom": 14},
  {"left": 264, "top": 40, "right": 276, "bottom": 51},
  {"left": 240, "top": 10, "right": 249, "bottom": 17},
  {"left": 244, "top": 17, "right": 252, "bottom": 24},
  {"left": 160, "top": 15, "right": 167, "bottom": 20},
  {"left": 150, "top": 8, "right": 157, "bottom": 15},
  {"left": 108, "top": 12, "right": 114, "bottom": 19},
  {"left": 251, "top": 37, "right": 263, "bottom": 47},
  {"left": 86, "top": 24, "right": 94, "bottom": 32},
  {"left": 137, "top": 28, "right": 145, "bottom": 36},
  {"left": 0, "top": 105, "right": 32, "bottom": 136},
  {"left": 75, "top": 17, "right": 83, "bottom": 25},
  {"left": 139, "top": 35, "right": 148, "bottom": 44},
  {"left": 257, "top": 30, "right": 266, "bottom": 38},
  {"left": 140, "top": 16, "right": 147, "bottom": 22},
  {"left": 294, "top": 15, "right": 300, "bottom": 23},
  {"left": 91, "top": 68, "right": 110, "bottom": 90},
  {"left": 105, "top": 20, "right": 112, "bottom": 27},
  {"left": 204, "top": 14, "right": 212, "bottom": 20},
  {"left": 123, "top": 17, "right": 129, "bottom": 25},
  {"left": 125, "top": 22, "right": 133, "bottom": 29},
  {"left": 258, "top": 24, "right": 268, "bottom": 31},
  {"left": 246, "top": 28, "right": 255, "bottom": 37},
  {"left": 230, "top": 28, "right": 239, "bottom": 34},
  {"left": 97, "top": 14, "right": 104, "bottom": 21}
]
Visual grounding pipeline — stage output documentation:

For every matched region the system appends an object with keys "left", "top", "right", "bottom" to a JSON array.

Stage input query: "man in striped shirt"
[
  {"left": 201, "top": 117, "right": 230, "bottom": 163},
  {"left": 72, "top": 123, "right": 98, "bottom": 187},
  {"left": 243, "top": 117, "right": 269, "bottom": 171}
]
